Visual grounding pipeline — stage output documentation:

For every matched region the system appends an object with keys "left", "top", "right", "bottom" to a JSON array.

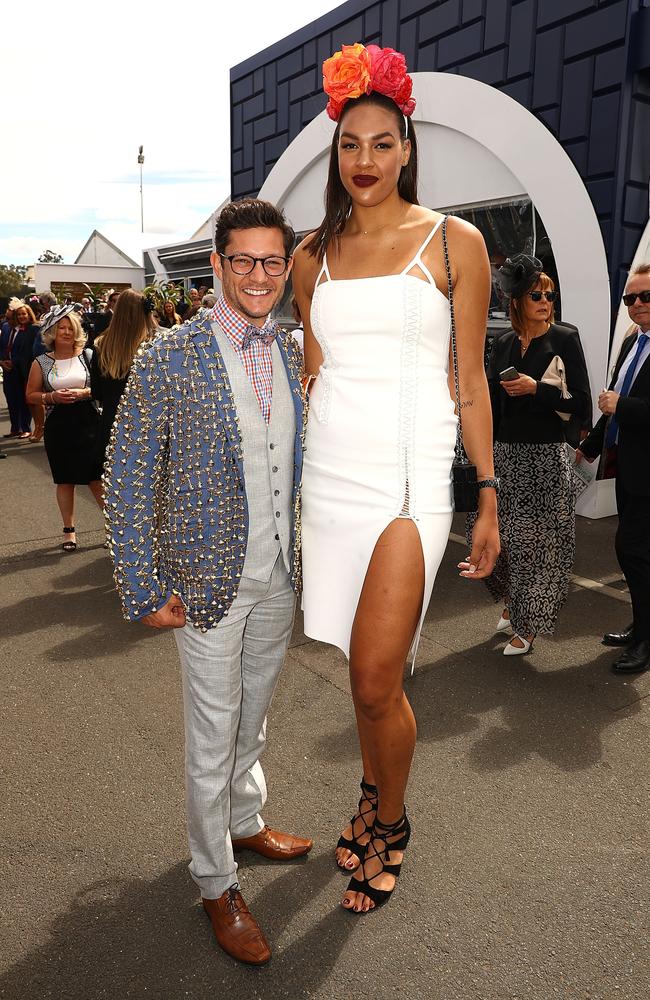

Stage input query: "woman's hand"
[
  {"left": 52, "top": 388, "right": 86, "bottom": 404},
  {"left": 458, "top": 510, "right": 500, "bottom": 579},
  {"left": 501, "top": 374, "right": 537, "bottom": 396},
  {"left": 51, "top": 388, "right": 76, "bottom": 404}
]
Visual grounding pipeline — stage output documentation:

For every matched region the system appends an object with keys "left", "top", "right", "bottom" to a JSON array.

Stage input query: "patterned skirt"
[{"left": 468, "top": 441, "right": 577, "bottom": 636}]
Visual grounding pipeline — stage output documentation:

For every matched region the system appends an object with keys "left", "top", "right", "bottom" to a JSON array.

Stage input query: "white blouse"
[{"left": 47, "top": 355, "right": 87, "bottom": 390}]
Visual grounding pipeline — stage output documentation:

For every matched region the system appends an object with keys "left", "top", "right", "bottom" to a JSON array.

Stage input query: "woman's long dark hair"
[{"left": 307, "top": 92, "right": 419, "bottom": 260}]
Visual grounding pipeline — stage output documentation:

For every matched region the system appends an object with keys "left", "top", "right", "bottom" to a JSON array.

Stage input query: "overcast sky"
[{"left": 0, "top": 0, "right": 341, "bottom": 267}]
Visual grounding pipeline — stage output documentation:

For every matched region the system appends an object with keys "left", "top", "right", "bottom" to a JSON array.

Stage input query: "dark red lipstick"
[{"left": 352, "top": 174, "right": 378, "bottom": 187}]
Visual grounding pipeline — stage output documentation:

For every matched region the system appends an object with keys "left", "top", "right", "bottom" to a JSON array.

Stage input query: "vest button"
[
  {"left": 274, "top": 534, "right": 279, "bottom": 540},
  {"left": 272, "top": 465, "right": 278, "bottom": 472},
  {"left": 274, "top": 489, "right": 280, "bottom": 496},
  {"left": 275, "top": 511, "right": 281, "bottom": 517},
  {"left": 269, "top": 443, "right": 275, "bottom": 449}
]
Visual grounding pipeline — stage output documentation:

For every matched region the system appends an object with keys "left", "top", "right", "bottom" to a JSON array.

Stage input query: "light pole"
[{"left": 138, "top": 145, "right": 144, "bottom": 233}]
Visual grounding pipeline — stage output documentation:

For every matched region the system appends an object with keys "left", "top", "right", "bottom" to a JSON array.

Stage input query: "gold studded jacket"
[{"left": 104, "top": 311, "right": 306, "bottom": 630}]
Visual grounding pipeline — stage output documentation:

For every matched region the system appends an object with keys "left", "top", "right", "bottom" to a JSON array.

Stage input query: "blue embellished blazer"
[{"left": 104, "top": 311, "right": 305, "bottom": 630}]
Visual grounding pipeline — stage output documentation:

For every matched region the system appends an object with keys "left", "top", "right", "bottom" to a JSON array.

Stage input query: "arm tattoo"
[{"left": 459, "top": 399, "right": 474, "bottom": 409}]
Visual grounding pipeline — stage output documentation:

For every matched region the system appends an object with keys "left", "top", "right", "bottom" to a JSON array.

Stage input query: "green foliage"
[
  {"left": 50, "top": 283, "right": 74, "bottom": 304},
  {"left": 38, "top": 250, "right": 64, "bottom": 263},
  {"left": 82, "top": 282, "right": 109, "bottom": 311},
  {"left": 143, "top": 280, "right": 182, "bottom": 312},
  {"left": 0, "top": 264, "right": 27, "bottom": 298}
]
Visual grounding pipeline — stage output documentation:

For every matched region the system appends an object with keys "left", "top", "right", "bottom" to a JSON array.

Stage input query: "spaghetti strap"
[
  {"left": 315, "top": 252, "right": 331, "bottom": 288},
  {"left": 401, "top": 216, "right": 445, "bottom": 281}
]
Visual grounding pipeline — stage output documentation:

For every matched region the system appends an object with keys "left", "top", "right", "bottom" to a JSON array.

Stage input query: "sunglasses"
[
  {"left": 528, "top": 290, "right": 557, "bottom": 302},
  {"left": 622, "top": 290, "right": 650, "bottom": 306}
]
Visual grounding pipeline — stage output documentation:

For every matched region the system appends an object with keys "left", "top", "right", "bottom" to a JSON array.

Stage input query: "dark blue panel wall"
[{"left": 231, "top": 0, "right": 650, "bottom": 307}]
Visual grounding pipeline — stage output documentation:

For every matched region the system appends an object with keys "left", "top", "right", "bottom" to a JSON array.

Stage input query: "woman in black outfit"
[
  {"left": 25, "top": 304, "right": 103, "bottom": 551},
  {"left": 479, "top": 254, "right": 591, "bottom": 655},
  {"left": 90, "top": 288, "right": 156, "bottom": 469}
]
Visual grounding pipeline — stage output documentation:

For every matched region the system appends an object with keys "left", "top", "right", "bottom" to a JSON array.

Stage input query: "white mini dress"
[{"left": 301, "top": 219, "right": 457, "bottom": 662}]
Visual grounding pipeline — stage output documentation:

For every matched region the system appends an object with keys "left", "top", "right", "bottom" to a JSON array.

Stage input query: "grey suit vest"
[{"left": 214, "top": 326, "right": 295, "bottom": 582}]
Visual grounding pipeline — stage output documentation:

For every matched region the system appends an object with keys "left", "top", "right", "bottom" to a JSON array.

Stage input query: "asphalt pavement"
[{"left": 1, "top": 405, "right": 648, "bottom": 1000}]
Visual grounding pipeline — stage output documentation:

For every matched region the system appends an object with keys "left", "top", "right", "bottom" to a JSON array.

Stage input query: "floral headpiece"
[{"left": 322, "top": 42, "right": 416, "bottom": 123}]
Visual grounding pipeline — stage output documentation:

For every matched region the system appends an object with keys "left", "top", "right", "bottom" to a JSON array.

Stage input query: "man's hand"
[
  {"left": 501, "top": 374, "right": 537, "bottom": 396},
  {"left": 598, "top": 390, "right": 619, "bottom": 416},
  {"left": 142, "top": 595, "right": 186, "bottom": 629},
  {"left": 575, "top": 449, "right": 596, "bottom": 465}
]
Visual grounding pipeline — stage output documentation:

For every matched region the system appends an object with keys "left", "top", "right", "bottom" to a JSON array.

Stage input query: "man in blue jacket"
[{"left": 105, "top": 199, "right": 310, "bottom": 966}]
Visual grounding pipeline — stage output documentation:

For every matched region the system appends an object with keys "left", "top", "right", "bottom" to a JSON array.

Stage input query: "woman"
[
  {"left": 11, "top": 301, "right": 41, "bottom": 438},
  {"left": 293, "top": 43, "right": 500, "bottom": 914},
  {"left": 90, "top": 288, "right": 156, "bottom": 468},
  {"left": 158, "top": 299, "right": 181, "bottom": 329},
  {"left": 25, "top": 304, "right": 103, "bottom": 551},
  {"left": 483, "top": 254, "right": 591, "bottom": 654},
  {"left": 1, "top": 306, "right": 29, "bottom": 438}
]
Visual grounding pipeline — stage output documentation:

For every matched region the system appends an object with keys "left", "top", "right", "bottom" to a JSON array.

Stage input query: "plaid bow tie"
[{"left": 242, "top": 323, "right": 277, "bottom": 351}]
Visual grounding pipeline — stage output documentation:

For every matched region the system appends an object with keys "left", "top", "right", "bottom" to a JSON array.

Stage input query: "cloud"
[{"left": 0, "top": 0, "right": 341, "bottom": 265}]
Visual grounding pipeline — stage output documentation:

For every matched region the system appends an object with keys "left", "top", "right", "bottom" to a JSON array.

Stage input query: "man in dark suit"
[{"left": 577, "top": 263, "right": 650, "bottom": 673}]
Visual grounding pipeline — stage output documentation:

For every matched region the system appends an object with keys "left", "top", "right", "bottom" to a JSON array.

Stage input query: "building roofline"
[
  {"left": 74, "top": 229, "right": 140, "bottom": 268},
  {"left": 230, "top": 0, "right": 366, "bottom": 79}
]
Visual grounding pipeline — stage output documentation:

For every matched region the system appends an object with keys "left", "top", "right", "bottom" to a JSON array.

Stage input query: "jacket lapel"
[{"left": 187, "top": 313, "right": 244, "bottom": 477}]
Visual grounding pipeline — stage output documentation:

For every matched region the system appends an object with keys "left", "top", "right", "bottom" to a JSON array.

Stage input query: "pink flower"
[{"left": 367, "top": 44, "right": 416, "bottom": 116}]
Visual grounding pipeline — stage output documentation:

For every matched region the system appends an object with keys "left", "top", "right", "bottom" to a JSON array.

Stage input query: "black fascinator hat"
[{"left": 497, "top": 253, "right": 543, "bottom": 299}]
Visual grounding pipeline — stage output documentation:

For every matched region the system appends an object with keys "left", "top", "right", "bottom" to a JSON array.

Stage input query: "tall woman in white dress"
[{"left": 293, "top": 44, "right": 500, "bottom": 914}]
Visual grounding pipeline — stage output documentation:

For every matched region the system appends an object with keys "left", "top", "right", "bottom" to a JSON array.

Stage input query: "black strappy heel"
[
  {"left": 343, "top": 810, "right": 411, "bottom": 911},
  {"left": 62, "top": 526, "right": 77, "bottom": 552},
  {"left": 335, "top": 778, "right": 378, "bottom": 872}
]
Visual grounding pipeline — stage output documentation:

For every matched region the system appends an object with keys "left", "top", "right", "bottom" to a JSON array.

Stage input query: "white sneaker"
[
  {"left": 496, "top": 614, "right": 512, "bottom": 633},
  {"left": 503, "top": 635, "right": 532, "bottom": 656}
]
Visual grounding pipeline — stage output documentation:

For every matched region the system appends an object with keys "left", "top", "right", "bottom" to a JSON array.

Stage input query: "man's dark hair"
[{"left": 214, "top": 199, "right": 295, "bottom": 258}]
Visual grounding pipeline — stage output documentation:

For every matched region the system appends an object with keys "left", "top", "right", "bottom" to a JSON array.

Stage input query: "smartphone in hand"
[{"left": 499, "top": 366, "right": 520, "bottom": 381}]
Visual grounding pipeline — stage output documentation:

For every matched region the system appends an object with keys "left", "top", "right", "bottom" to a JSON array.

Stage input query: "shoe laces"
[{"left": 225, "top": 886, "right": 243, "bottom": 915}]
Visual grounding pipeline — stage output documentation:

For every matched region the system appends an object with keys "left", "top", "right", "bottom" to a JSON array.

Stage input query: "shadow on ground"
[
  {"left": 312, "top": 639, "right": 641, "bottom": 775},
  {"left": 0, "top": 854, "right": 355, "bottom": 1000}
]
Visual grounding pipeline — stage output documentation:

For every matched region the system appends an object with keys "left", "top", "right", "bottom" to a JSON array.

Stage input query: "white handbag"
[{"left": 540, "top": 354, "right": 571, "bottom": 422}]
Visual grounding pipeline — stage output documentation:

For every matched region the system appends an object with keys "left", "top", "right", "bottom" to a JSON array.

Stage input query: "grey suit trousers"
[{"left": 174, "top": 554, "right": 295, "bottom": 899}]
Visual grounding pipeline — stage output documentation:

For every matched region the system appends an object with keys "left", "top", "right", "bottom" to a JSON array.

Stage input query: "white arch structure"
[{"left": 260, "top": 72, "right": 614, "bottom": 514}]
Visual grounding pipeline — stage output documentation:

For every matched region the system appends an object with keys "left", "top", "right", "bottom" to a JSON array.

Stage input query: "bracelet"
[
  {"left": 477, "top": 477, "right": 500, "bottom": 491},
  {"left": 41, "top": 393, "right": 46, "bottom": 405}
]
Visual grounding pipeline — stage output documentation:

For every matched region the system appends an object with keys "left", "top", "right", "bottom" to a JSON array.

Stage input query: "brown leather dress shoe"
[
  {"left": 231, "top": 825, "right": 313, "bottom": 860},
  {"left": 202, "top": 887, "right": 271, "bottom": 965}
]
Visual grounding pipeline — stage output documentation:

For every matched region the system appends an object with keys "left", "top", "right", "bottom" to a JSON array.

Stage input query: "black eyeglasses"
[
  {"left": 623, "top": 290, "right": 650, "bottom": 306},
  {"left": 528, "top": 290, "right": 557, "bottom": 302},
  {"left": 220, "top": 253, "right": 290, "bottom": 277}
]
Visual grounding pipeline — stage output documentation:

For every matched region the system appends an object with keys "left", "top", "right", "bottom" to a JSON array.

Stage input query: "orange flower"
[{"left": 322, "top": 43, "right": 372, "bottom": 113}]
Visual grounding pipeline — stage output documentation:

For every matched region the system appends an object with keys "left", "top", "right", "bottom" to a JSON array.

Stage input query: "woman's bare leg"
[
  {"left": 88, "top": 479, "right": 104, "bottom": 510},
  {"left": 56, "top": 485, "right": 76, "bottom": 545},
  {"left": 341, "top": 518, "right": 424, "bottom": 912}
]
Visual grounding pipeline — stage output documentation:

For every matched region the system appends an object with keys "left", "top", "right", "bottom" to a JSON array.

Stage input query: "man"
[
  {"left": 92, "top": 289, "right": 120, "bottom": 339},
  {"left": 578, "top": 263, "right": 650, "bottom": 674},
  {"left": 105, "top": 199, "right": 309, "bottom": 966}
]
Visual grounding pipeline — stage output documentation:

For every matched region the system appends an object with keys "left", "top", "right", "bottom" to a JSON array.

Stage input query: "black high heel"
[
  {"left": 62, "top": 526, "right": 77, "bottom": 552},
  {"left": 335, "top": 778, "right": 378, "bottom": 872},
  {"left": 343, "top": 810, "right": 411, "bottom": 911}
]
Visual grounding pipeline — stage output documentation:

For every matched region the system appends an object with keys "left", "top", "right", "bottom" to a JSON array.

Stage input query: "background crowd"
[{"left": 0, "top": 250, "right": 647, "bottom": 676}]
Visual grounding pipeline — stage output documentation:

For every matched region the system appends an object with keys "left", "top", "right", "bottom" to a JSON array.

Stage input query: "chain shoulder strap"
[{"left": 441, "top": 215, "right": 465, "bottom": 460}]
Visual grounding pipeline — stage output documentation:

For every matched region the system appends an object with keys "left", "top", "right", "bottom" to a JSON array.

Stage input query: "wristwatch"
[{"left": 477, "top": 477, "right": 500, "bottom": 491}]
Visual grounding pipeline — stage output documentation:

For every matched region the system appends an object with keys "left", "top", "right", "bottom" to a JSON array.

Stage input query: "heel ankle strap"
[
  {"left": 360, "top": 778, "right": 378, "bottom": 797},
  {"left": 374, "top": 811, "right": 406, "bottom": 834}
]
